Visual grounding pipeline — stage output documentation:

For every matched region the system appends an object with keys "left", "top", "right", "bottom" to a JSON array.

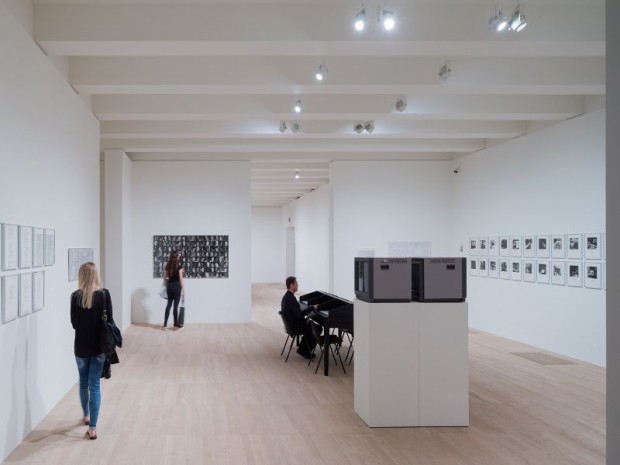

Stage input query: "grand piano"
[{"left": 299, "top": 290, "right": 353, "bottom": 376}]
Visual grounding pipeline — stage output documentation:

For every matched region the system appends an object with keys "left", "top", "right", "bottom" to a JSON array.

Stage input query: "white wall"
[
  {"left": 130, "top": 161, "right": 251, "bottom": 324},
  {"left": 282, "top": 184, "right": 332, "bottom": 292},
  {"left": 251, "top": 207, "right": 283, "bottom": 283},
  {"left": 331, "top": 160, "right": 455, "bottom": 299},
  {"left": 0, "top": 4, "right": 100, "bottom": 461},
  {"left": 453, "top": 110, "right": 605, "bottom": 366}
]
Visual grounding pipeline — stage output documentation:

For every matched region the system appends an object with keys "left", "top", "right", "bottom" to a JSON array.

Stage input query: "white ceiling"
[{"left": 31, "top": 0, "right": 605, "bottom": 206}]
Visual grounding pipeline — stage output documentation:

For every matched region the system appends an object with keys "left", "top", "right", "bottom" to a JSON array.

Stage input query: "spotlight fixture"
[
  {"left": 279, "top": 121, "right": 300, "bottom": 133},
  {"left": 354, "top": 120, "right": 375, "bottom": 134},
  {"left": 378, "top": 5, "right": 395, "bottom": 31},
  {"left": 395, "top": 97, "right": 407, "bottom": 113},
  {"left": 364, "top": 120, "right": 375, "bottom": 133},
  {"left": 488, "top": 4, "right": 509, "bottom": 32},
  {"left": 290, "top": 122, "right": 300, "bottom": 133},
  {"left": 489, "top": 3, "right": 527, "bottom": 33},
  {"left": 294, "top": 170, "right": 300, "bottom": 180},
  {"left": 354, "top": 121, "right": 365, "bottom": 134},
  {"left": 509, "top": 3, "right": 527, "bottom": 31},
  {"left": 354, "top": 7, "right": 367, "bottom": 31},
  {"left": 438, "top": 60, "right": 451, "bottom": 81},
  {"left": 293, "top": 99, "right": 303, "bottom": 113},
  {"left": 315, "top": 63, "right": 328, "bottom": 81},
  {"left": 279, "top": 121, "right": 287, "bottom": 133}
]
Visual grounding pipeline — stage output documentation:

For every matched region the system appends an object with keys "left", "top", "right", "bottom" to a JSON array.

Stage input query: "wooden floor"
[{"left": 4, "top": 284, "right": 605, "bottom": 465}]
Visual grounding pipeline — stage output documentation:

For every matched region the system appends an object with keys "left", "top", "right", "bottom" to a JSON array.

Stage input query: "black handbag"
[{"left": 100, "top": 306, "right": 117, "bottom": 356}]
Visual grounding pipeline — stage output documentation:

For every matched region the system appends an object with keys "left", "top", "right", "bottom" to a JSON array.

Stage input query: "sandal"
[{"left": 85, "top": 429, "right": 97, "bottom": 440}]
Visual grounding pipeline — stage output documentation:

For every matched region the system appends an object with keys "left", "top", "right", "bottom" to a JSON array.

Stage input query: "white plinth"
[{"left": 354, "top": 299, "right": 469, "bottom": 427}]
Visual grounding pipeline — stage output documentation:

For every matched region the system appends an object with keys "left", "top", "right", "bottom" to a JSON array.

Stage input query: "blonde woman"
[
  {"left": 70, "top": 262, "right": 114, "bottom": 440},
  {"left": 162, "top": 250, "right": 185, "bottom": 329}
]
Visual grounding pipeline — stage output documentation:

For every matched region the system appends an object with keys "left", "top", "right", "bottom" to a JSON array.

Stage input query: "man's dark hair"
[{"left": 285, "top": 276, "right": 297, "bottom": 289}]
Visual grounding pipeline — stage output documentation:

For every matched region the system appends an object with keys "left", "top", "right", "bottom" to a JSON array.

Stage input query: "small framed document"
[
  {"left": 33, "top": 271, "right": 45, "bottom": 312},
  {"left": 584, "top": 233, "right": 602, "bottom": 260},
  {"left": 523, "top": 260, "right": 535, "bottom": 282},
  {"left": 551, "top": 235, "right": 565, "bottom": 259},
  {"left": 584, "top": 262, "right": 602, "bottom": 289},
  {"left": 551, "top": 261, "right": 566, "bottom": 286},
  {"left": 33, "top": 227, "right": 45, "bottom": 267},
  {"left": 567, "top": 262, "right": 583, "bottom": 287},
  {"left": 19, "top": 226, "right": 33, "bottom": 269},
  {"left": 567, "top": 234, "right": 582, "bottom": 260},
  {"left": 19, "top": 273, "right": 33, "bottom": 317},
  {"left": 44, "top": 229, "right": 55, "bottom": 266},
  {"left": 2, "top": 224, "right": 19, "bottom": 270},
  {"left": 536, "top": 261, "right": 550, "bottom": 284},
  {"left": 1, "top": 275, "right": 19, "bottom": 324}
]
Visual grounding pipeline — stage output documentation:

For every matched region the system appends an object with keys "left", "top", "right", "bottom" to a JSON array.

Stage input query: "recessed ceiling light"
[
  {"left": 354, "top": 7, "right": 366, "bottom": 31},
  {"left": 293, "top": 99, "right": 303, "bottom": 113}
]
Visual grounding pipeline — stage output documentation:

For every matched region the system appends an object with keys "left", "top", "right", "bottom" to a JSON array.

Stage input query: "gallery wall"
[
  {"left": 453, "top": 110, "right": 606, "bottom": 366},
  {"left": 130, "top": 161, "right": 252, "bottom": 324},
  {"left": 0, "top": 3, "right": 100, "bottom": 461},
  {"left": 251, "top": 207, "right": 284, "bottom": 283},
  {"left": 331, "top": 160, "right": 455, "bottom": 299}
]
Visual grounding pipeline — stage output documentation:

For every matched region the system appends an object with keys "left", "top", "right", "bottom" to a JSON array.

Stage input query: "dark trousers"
[
  {"left": 164, "top": 282, "right": 182, "bottom": 326},
  {"left": 296, "top": 322, "right": 318, "bottom": 356}
]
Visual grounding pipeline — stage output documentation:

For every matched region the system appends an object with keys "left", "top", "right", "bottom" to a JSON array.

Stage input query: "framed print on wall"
[
  {"left": 1, "top": 275, "right": 19, "bottom": 324},
  {"left": 511, "top": 236, "right": 522, "bottom": 257},
  {"left": 33, "top": 227, "right": 45, "bottom": 267},
  {"left": 536, "top": 260, "right": 550, "bottom": 284},
  {"left": 584, "top": 233, "right": 602, "bottom": 260},
  {"left": 499, "top": 236, "right": 510, "bottom": 257},
  {"left": 567, "top": 262, "right": 583, "bottom": 287},
  {"left": 2, "top": 224, "right": 19, "bottom": 270},
  {"left": 44, "top": 229, "right": 55, "bottom": 266},
  {"left": 523, "top": 260, "right": 535, "bottom": 282},
  {"left": 567, "top": 234, "right": 582, "bottom": 259},
  {"left": 499, "top": 259, "right": 510, "bottom": 279},
  {"left": 469, "top": 258, "right": 478, "bottom": 276},
  {"left": 523, "top": 236, "right": 535, "bottom": 258},
  {"left": 552, "top": 261, "right": 566, "bottom": 285},
  {"left": 510, "top": 260, "right": 522, "bottom": 281},
  {"left": 479, "top": 258, "right": 489, "bottom": 277},
  {"left": 19, "top": 226, "right": 33, "bottom": 269},
  {"left": 19, "top": 273, "right": 33, "bottom": 317},
  {"left": 488, "top": 237, "right": 499, "bottom": 256},
  {"left": 536, "top": 235, "right": 550, "bottom": 258},
  {"left": 33, "top": 271, "right": 45, "bottom": 312},
  {"left": 488, "top": 259, "right": 499, "bottom": 278},
  {"left": 479, "top": 238, "right": 488, "bottom": 256},
  {"left": 551, "top": 235, "right": 566, "bottom": 259},
  {"left": 584, "top": 262, "right": 602, "bottom": 289},
  {"left": 469, "top": 238, "right": 478, "bottom": 256}
]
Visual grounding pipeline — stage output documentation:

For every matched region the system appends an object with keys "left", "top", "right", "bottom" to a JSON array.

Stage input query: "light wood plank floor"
[{"left": 4, "top": 283, "right": 605, "bottom": 465}]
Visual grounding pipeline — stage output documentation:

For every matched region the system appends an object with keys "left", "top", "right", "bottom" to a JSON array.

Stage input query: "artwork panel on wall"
[
  {"left": 499, "top": 236, "right": 510, "bottom": 257},
  {"left": 567, "top": 262, "right": 583, "bottom": 287},
  {"left": 499, "top": 259, "right": 510, "bottom": 279},
  {"left": 479, "top": 258, "right": 489, "bottom": 277},
  {"left": 469, "top": 258, "right": 478, "bottom": 276},
  {"left": 567, "top": 234, "right": 582, "bottom": 259},
  {"left": 1, "top": 275, "right": 19, "bottom": 324},
  {"left": 33, "top": 227, "right": 45, "bottom": 267},
  {"left": 551, "top": 235, "right": 566, "bottom": 259},
  {"left": 510, "top": 259, "right": 522, "bottom": 281},
  {"left": 551, "top": 261, "right": 566, "bottom": 285},
  {"left": 584, "top": 262, "right": 602, "bottom": 289},
  {"left": 488, "top": 259, "right": 499, "bottom": 278},
  {"left": 536, "top": 260, "right": 550, "bottom": 284},
  {"left": 523, "top": 260, "right": 535, "bottom": 282},
  {"left": 479, "top": 238, "right": 488, "bottom": 257},
  {"left": 19, "top": 273, "right": 33, "bottom": 317},
  {"left": 388, "top": 241, "right": 431, "bottom": 257},
  {"left": 536, "top": 235, "right": 550, "bottom": 258},
  {"left": 584, "top": 233, "right": 602, "bottom": 260},
  {"left": 68, "top": 248, "right": 94, "bottom": 282},
  {"left": 19, "top": 226, "right": 33, "bottom": 269},
  {"left": 523, "top": 236, "right": 535, "bottom": 258},
  {"left": 469, "top": 238, "right": 478, "bottom": 256},
  {"left": 33, "top": 271, "right": 44, "bottom": 311},
  {"left": 44, "top": 229, "right": 55, "bottom": 266},
  {"left": 153, "top": 235, "right": 229, "bottom": 278},
  {"left": 488, "top": 237, "right": 499, "bottom": 256},
  {"left": 2, "top": 224, "right": 18, "bottom": 270},
  {"left": 511, "top": 236, "right": 522, "bottom": 257}
]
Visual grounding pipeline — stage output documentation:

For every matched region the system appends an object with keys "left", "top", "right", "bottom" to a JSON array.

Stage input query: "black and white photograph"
[
  {"left": 511, "top": 260, "right": 522, "bottom": 281},
  {"left": 469, "top": 258, "right": 478, "bottom": 277},
  {"left": 19, "top": 273, "right": 32, "bottom": 317},
  {"left": 44, "top": 228, "right": 55, "bottom": 266},
  {"left": 499, "top": 259, "right": 510, "bottom": 280},
  {"left": 567, "top": 234, "right": 582, "bottom": 259},
  {"left": 552, "top": 261, "right": 566, "bottom": 286},
  {"left": 584, "top": 233, "right": 602, "bottom": 260},
  {"left": 479, "top": 238, "right": 488, "bottom": 256},
  {"left": 536, "top": 235, "right": 550, "bottom": 258},
  {"left": 19, "top": 225, "right": 33, "bottom": 269},
  {"left": 552, "top": 235, "right": 565, "bottom": 259},
  {"left": 489, "top": 259, "right": 499, "bottom": 278},
  {"left": 523, "top": 236, "right": 535, "bottom": 258},
  {"left": 33, "top": 271, "right": 45, "bottom": 312},
  {"left": 567, "top": 262, "right": 582, "bottom": 287},
  {"left": 511, "top": 236, "right": 522, "bottom": 257},
  {"left": 584, "top": 262, "right": 602, "bottom": 289},
  {"left": 499, "top": 236, "right": 510, "bottom": 257},
  {"left": 1, "top": 275, "right": 19, "bottom": 324},
  {"left": 488, "top": 237, "right": 499, "bottom": 256},
  {"left": 537, "top": 261, "right": 550, "bottom": 284},
  {"left": 523, "top": 261, "right": 535, "bottom": 282},
  {"left": 479, "top": 258, "right": 488, "bottom": 277},
  {"left": 469, "top": 238, "right": 478, "bottom": 256},
  {"left": 153, "top": 235, "right": 229, "bottom": 278},
  {"left": 2, "top": 223, "right": 18, "bottom": 270}
]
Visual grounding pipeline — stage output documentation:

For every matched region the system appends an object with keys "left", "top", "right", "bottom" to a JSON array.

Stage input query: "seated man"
[{"left": 281, "top": 276, "right": 318, "bottom": 359}]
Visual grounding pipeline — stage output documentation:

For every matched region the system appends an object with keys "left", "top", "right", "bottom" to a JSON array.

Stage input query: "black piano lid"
[{"left": 299, "top": 290, "right": 324, "bottom": 304}]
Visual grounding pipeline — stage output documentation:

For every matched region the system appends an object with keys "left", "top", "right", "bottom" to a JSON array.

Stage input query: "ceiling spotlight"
[
  {"left": 438, "top": 60, "right": 451, "bottom": 81},
  {"left": 354, "top": 7, "right": 367, "bottom": 31},
  {"left": 294, "top": 170, "right": 300, "bottom": 180},
  {"left": 293, "top": 99, "right": 303, "bottom": 113},
  {"left": 279, "top": 121, "right": 287, "bottom": 133},
  {"left": 290, "top": 122, "right": 300, "bottom": 133},
  {"left": 354, "top": 121, "right": 365, "bottom": 134},
  {"left": 509, "top": 3, "right": 527, "bottom": 31},
  {"left": 395, "top": 97, "right": 407, "bottom": 113},
  {"left": 315, "top": 63, "right": 328, "bottom": 81},
  {"left": 489, "top": 5, "right": 509, "bottom": 32},
  {"left": 364, "top": 120, "right": 375, "bottom": 133},
  {"left": 378, "top": 6, "right": 395, "bottom": 31}
]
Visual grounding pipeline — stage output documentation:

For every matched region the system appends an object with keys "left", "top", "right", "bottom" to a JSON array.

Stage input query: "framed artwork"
[
  {"left": 68, "top": 248, "right": 94, "bottom": 282},
  {"left": 2, "top": 224, "right": 18, "bottom": 270},
  {"left": 536, "top": 260, "right": 550, "bottom": 284},
  {"left": 567, "top": 234, "right": 582, "bottom": 259},
  {"left": 19, "top": 273, "right": 33, "bottom": 317},
  {"left": 33, "top": 271, "right": 45, "bottom": 312},
  {"left": 469, "top": 238, "right": 478, "bottom": 256},
  {"left": 153, "top": 235, "right": 229, "bottom": 278},
  {"left": 469, "top": 258, "right": 478, "bottom": 276},
  {"left": 499, "top": 259, "right": 510, "bottom": 280},
  {"left": 523, "top": 260, "right": 535, "bottom": 282},
  {"left": 19, "top": 226, "right": 33, "bottom": 269},
  {"left": 479, "top": 238, "right": 488, "bottom": 256},
  {"left": 488, "top": 237, "right": 499, "bottom": 256},
  {"left": 523, "top": 236, "right": 535, "bottom": 258},
  {"left": 44, "top": 229, "right": 56, "bottom": 266},
  {"left": 584, "top": 233, "right": 602, "bottom": 260},
  {"left": 1, "top": 275, "right": 19, "bottom": 324},
  {"left": 536, "top": 235, "right": 550, "bottom": 258},
  {"left": 511, "top": 236, "right": 522, "bottom": 257},
  {"left": 33, "top": 227, "right": 45, "bottom": 267},
  {"left": 499, "top": 236, "right": 510, "bottom": 257},
  {"left": 567, "top": 262, "right": 582, "bottom": 287},
  {"left": 551, "top": 235, "right": 565, "bottom": 259},
  {"left": 488, "top": 259, "right": 499, "bottom": 278},
  {"left": 479, "top": 258, "right": 489, "bottom": 277},
  {"left": 551, "top": 261, "right": 566, "bottom": 286},
  {"left": 603, "top": 263, "right": 606, "bottom": 290},
  {"left": 510, "top": 260, "right": 522, "bottom": 281},
  {"left": 584, "top": 262, "right": 602, "bottom": 289}
]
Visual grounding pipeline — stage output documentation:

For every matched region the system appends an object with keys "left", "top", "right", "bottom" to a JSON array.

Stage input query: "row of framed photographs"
[
  {"left": 1, "top": 272, "right": 45, "bottom": 324},
  {"left": 469, "top": 233, "right": 604, "bottom": 260},
  {"left": 1, "top": 223, "right": 55, "bottom": 270},
  {"left": 469, "top": 258, "right": 603, "bottom": 289}
]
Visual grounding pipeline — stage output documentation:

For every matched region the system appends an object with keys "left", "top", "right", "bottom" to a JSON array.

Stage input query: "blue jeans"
[{"left": 75, "top": 354, "right": 106, "bottom": 428}]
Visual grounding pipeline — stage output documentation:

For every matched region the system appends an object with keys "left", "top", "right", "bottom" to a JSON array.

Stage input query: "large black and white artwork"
[{"left": 153, "top": 235, "right": 229, "bottom": 278}]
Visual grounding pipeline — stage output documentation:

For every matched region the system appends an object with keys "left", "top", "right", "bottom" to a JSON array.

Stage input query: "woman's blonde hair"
[{"left": 78, "top": 262, "right": 102, "bottom": 309}]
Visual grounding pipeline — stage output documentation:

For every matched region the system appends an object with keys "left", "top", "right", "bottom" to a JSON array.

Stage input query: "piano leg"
[{"left": 323, "top": 323, "right": 330, "bottom": 376}]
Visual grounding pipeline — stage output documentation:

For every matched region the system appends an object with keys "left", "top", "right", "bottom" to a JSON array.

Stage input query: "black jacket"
[
  {"left": 71, "top": 288, "right": 114, "bottom": 358},
  {"left": 281, "top": 291, "right": 311, "bottom": 331}
]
